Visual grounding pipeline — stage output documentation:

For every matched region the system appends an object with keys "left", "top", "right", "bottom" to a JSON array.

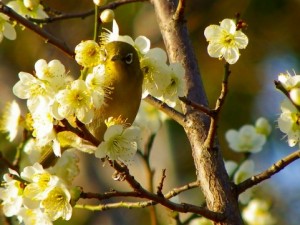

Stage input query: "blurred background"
[{"left": 1, "top": 0, "right": 300, "bottom": 224}]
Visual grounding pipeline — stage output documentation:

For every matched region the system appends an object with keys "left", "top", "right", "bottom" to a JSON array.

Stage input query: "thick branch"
[
  {"left": 237, "top": 149, "right": 300, "bottom": 194},
  {"left": 150, "top": 1, "right": 243, "bottom": 224}
]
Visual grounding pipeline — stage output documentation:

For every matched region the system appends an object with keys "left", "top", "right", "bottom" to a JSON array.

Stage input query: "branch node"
[{"left": 157, "top": 169, "right": 166, "bottom": 196}]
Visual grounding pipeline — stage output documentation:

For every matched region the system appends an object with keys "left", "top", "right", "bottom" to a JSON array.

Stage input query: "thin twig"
[
  {"left": 173, "top": 0, "right": 186, "bottom": 21},
  {"left": 156, "top": 169, "right": 166, "bottom": 196},
  {"left": 75, "top": 119, "right": 100, "bottom": 146},
  {"left": 144, "top": 95, "right": 186, "bottom": 126},
  {"left": 274, "top": 80, "right": 300, "bottom": 111},
  {"left": 179, "top": 96, "right": 214, "bottom": 117},
  {"left": 0, "top": 2, "right": 74, "bottom": 58},
  {"left": 137, "top": 138, "right": 158, "bottom": 225},
  {"left": 108, "top": 160, "right": 223, "bottom": 221},
  {"left": 205, "top": 63, "right": 231, "bottom": 148},
  {"left": 80, "top": 180, "right": 200, "bottom": 201},
  {"left": 29, "top": 0, "right": 149, "bottom": 24},
  {"left": 237, "top": 149, "right": 300, "bottom": 194}
]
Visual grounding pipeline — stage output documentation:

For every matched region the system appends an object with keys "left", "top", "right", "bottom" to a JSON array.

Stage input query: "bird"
[
  {"left": 87, "top": 41, "right": 144, "bottom": 141},
  {"left": 39, "top": 41, "right": 143, "bottom": 167}
]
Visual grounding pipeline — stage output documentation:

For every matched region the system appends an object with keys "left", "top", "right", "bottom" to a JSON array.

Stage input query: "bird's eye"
[{"left": 125, "top": 53, "right": 133, "bottom": 64}]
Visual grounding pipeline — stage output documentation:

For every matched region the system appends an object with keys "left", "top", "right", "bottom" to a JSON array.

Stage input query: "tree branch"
[
  {"left": 237, "top": 149, "right": 300, "bottom": 194},
  {"left": 108, "top": 160, "right": 224, "bottom": 221},
  {"left": 179, "top": 96, "right": 214, "bottom": 117},
  {"left": 0, "top": 2, "right": 74, "bottom": 58},
  {"left": 173, "top": 0, "right": 186, "bottom": 21},
  {"left": 144, "top": 95, "right": 186, "bottom": 126},
  {"left": 205, "top": 63, "right": 231, "bottom": 148},
  {"left": 80, "top": 180, "right": 200, "bottom": 201},
  {"left": 29, "top": 0, "right": 148, "bottom": 24},
  {"left": 150, "top": 0, "right": 243, "bottom": 224},
  {"left": 274, "top": 80, "right": 300, "bottom": 111}
]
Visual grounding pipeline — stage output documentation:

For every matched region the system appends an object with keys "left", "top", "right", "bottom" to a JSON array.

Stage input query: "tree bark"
[{"left": 151, "top": 0, "right": 244, "bottom": 224}]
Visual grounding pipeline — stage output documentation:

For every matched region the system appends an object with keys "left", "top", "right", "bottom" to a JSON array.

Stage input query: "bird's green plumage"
[
  {"left": 40, "top": 41, "right": 143, "bottom": 168},
  {"left": 88, "top": 41, "right": 144, "bottom": 141}
]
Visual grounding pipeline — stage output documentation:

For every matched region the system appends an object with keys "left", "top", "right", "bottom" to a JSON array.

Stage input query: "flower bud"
[
  {"left": 100, "top": 9, "right": 115, "bottom": 23},
  {"left": 23, "top": 0, "right": 40, "bottom": 10},
  {"left": 255, "top": 117, "right": 271, "bottom": 136},
  {"left": 93, "top": 0, "right": 107, "bottom": 6},
  {"left": 290, "top": 88, "right": 300, "bottom": 106}
]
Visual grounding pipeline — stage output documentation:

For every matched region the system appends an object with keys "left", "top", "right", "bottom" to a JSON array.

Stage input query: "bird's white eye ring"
[{"left": 125, "top": 53, "right": 133, "bottom": 64}]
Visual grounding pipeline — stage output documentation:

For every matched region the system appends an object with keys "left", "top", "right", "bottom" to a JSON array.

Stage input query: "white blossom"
[
  {"left": 204, "top": 18, "right": 248, "bottom": 64},
  {"left": 95, "top": 124, "right": 140, "bottom": 163},
  {"left": 278, "top": 99, "right": 300, "bottom": 147}
]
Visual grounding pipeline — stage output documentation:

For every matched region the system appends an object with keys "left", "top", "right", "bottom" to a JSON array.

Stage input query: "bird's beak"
[{"left": 111, "top": 54, "right": 122, "bottom": 61}]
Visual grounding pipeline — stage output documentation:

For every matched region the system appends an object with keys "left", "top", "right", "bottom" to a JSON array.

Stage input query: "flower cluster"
[
  {"left": 204, "top": 18, "right": 248, "bottom": 64},
  {"left": 225, "top": 117, "right": 271, "bottom": 153},
  {"left": 101, "top": 20, "right": 186, "bottom": 107},
  {"left": 0, "top": 18, "right": 186, "bottom": 222},
  {"left": 7, "top": 0, "right": 48, "bottom": 19},
  {"left": 0, "top": 0, "right": 48, "bottom": 44},
  {"left": 276, "top": 72, "right": 300, "bottom": 147},
  {"left": 0, "top": 162, "right": 76, "bottom": 225}
]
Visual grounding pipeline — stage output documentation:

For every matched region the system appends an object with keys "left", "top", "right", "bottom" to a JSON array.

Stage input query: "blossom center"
[{"left": 222, "top": 33, "right": 235, "bottom": 46}]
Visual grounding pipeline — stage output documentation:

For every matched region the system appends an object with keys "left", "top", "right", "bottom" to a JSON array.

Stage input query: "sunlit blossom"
[
  {"left": 95, "top": 124, "right": 140, "bottom": 163},
  {"left": 140, "top": 48, "right": 171, "bottom": 98},
  {"left": 85, "top": 64, "right": 106, "bottom": 108},
  {"left": 0, "top": 13, "right": 17, "bottom": 42},
  {"left": 0, "top": 172, "right": 24, "bottom": 217},
  {"left": 34, "top": 59, "right": 69, "bottom": 92},
  {"left": 56, "top": 80, "right": 94, "bottom": 124},
  {"left": 13, "top": 71, "right": 53, "bottom": 112},
  {"left": 225, "top": 125, "right": 266, "bottom": 153},
  {"left": 277, "top": 72, "right": 300, "bottom": 91},
  {"left": 278, "top": 99, "right": 300, "bottom": 147},
  {"left": 204, "top": 18, "right": 248, "bottom": 64},
  {"left": 75, "top": 40, "right": 102, "bottom": 67},
  {"left": 18, "top": 208, "right": 52, "bottom": 225},
  {"left": 41, "top": 186, "right": 72, "bottom": 220},
  {"left": 8, "top": 0, "right": 48, "bottom": 19},
  {"left": 159, "top": 62, "right": 186, "bottom": 107},
  {"left": 0, "top": 100, "right": 21, "bottom": 141}
]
